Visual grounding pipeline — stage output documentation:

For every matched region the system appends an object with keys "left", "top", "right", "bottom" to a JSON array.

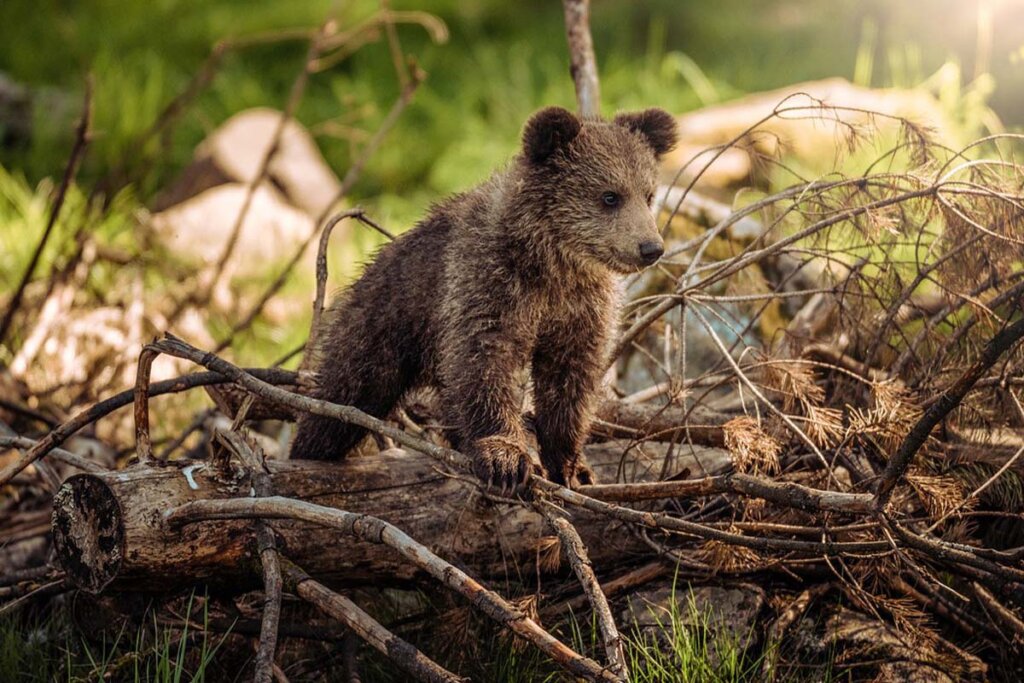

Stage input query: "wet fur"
[{"left": 290, "top": 106, "right": 677, "bottom": 491}]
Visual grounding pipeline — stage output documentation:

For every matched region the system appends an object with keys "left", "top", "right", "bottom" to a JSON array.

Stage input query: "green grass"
[
  {"left": 342, "top": 580, "right": 841, "bottom": 682},
  {"left": 0, "top": 593, "right": 231, "bottom": 683},
  {"left": 0, "top": 581, "right": 844, "bottom": 682},
  {"left": 623, "top": 589, "right": 766, "bottom": 683}
]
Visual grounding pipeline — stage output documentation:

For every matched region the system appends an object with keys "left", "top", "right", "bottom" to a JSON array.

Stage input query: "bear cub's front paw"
[
  {"left": 547, "top": 454, "right": 598, "bottom": 489},
  {"left": 472, "top": 435, "right": 538, "bottom": 495}
]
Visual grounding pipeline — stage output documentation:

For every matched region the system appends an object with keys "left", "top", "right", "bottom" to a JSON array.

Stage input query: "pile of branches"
[{"left": 4, "top": 1, "right": 1024, "bottom": 681}]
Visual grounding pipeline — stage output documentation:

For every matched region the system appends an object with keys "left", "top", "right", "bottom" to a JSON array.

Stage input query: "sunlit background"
[
  {"left": 0, "top": 0, "right": 1022, "bottom": 367},
  {"left": 1, "top": 0, "right": 1021, "bottom": 216}
]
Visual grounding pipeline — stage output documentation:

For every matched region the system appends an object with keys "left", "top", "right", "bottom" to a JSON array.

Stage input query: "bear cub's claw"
[
  {"left": 547, "top": 455, "right": 598, "bottom": 489},
  {"left": 472, "top": 435, "right": 538, "bottom": 496},
  {"left": 570, "top": 460, "right": 597, "bottom": 488}
]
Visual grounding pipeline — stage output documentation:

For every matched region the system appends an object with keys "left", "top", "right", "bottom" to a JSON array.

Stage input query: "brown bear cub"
[{"left": 290, "top": 106, "right": 677, "bottom": 492}]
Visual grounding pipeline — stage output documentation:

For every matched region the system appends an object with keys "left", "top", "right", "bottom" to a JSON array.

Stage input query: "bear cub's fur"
[{"left": 290, "top": 106, "right": 678, "bottom": 492}]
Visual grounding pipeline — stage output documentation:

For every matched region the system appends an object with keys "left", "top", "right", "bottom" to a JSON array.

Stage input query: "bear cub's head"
[{"left": 521, "top": 106, "right": 677, "bottom": 274}]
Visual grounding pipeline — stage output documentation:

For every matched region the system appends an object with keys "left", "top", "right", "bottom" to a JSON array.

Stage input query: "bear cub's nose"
[{"left": 638, "top": 240, "right": 665, "bottom": 265}]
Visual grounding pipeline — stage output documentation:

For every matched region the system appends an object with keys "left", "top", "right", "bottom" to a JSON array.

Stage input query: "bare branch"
[
  {"left": 562, "top": 0, "right": 601, "bottom": 118},
  {"left": 282, "top": 560, "right": 464, "bottom": 683},
  {"left": 167, "top": 496, "right": 622, "bottom": 682},
  {"left": 0, "top": 77, "right": 92, "bottom": 346}
]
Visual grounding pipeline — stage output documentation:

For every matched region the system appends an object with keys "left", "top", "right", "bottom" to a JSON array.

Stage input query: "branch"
[
  {"left": 0, "top": 435, "right": 106, "bottom": 474},
  {"left": 217, "top": 429, "right": 282, "bottom": 683},
  {"left": 972, "top": 582, "right": 1024, "bottom": 643},
  {"left": 281, "top": 560, "right": 463, "bottom": 683},
  {"left": 540, "top": 503, "right": 628, "bottom": 680},
  {"left": 874, "top": 313, "right": 1024, "bottom": 510},
  {"left": 201, "top": 24, "right": 331, "bottom": 309},
  {"left": 0, "top": 77, "right": 92, "bottom": 346},
  {"left": 307, "top": 209, "right": 394, "bottom": 354},
  {"left": 562, "top": 0, "right": 601, "bottom": 117},
  {"left": 577, "top": 472, "right": 873, "bottom": 514},
  {"left": 167, "top": 496, "right": 621, "bottom": 682},
  {"left": 538, "top": 479, "right": 890, "bottom": 556},
  {"left": 0, "top": 367, "right": 295, "bottom": 488},
  {"left": 213, "top": 72, "right": 420, "bottom": 352}
]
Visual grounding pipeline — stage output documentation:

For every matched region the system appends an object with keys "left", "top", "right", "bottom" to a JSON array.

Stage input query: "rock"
[
  {"left": 621, "top": 582, "right": 765, "bottom": 664},
  {"left": 148, "top": 181, "right": 315, "bottom": 277},
  {"left": 664, "top": 77, "right": 954, "bottom": 188},
  {"left": 153, "top": 108, "right": 341, "bottom": 218}
]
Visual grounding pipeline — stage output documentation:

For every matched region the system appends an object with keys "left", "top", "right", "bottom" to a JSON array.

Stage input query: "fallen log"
[{"left": 52, "top": 440, "right": 731, "bottom": 593}]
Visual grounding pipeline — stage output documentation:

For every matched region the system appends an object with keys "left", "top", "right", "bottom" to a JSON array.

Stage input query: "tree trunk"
[{"left": 52, "top": 440, "right": 730, "bottom": 594}]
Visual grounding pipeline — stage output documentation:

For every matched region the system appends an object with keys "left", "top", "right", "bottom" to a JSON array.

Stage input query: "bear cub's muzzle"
[{"left": 638, "top": 239, "right": 665, "bottom": 266}]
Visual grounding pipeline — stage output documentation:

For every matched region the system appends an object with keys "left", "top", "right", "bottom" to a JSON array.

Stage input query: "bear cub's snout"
[{"left": 638, "top": 239, "right": 665, "bottom": 265}]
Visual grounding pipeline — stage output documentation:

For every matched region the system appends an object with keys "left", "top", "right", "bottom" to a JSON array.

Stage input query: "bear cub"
[{"left": 290, "top": 105, "right": 678, "bottom": 493}]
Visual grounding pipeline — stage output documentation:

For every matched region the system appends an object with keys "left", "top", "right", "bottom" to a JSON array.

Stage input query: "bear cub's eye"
[
  {"left": 646, "top": 192, "right": 655, "bottom": 207},
  {"left": 601, "top": 191, "right": 621, "bottom": 208}
]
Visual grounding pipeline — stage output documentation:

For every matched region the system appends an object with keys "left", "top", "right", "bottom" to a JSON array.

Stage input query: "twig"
[
  {"left": 307, "top": 209, "right": 394, "bottom": 354},
  {"left": 379, "top": 0, "right": 410, "bottom": 88},
  {"left": 539, "top": 479, "right": 889, "bottom": 556},
  {"left": 540, "top": 502, "right": 628, "bottom": 680},
  {"left": 0, "top": 435, "right": 106, "bottom": 474},
  {"left": 0, "top": 367, "right": 295, "bottom": 488},
  {"left": 157, "top": 407, "right": 216, "bottom": 460},
  {"left": 167, "top": 497, "right": 621, "bottom": 682},
  {"left": 196, "top": 615, "right": 350, "bottom": 643},
  {"left": 200, "top": 23, "right": 333, "bottom": 310},
  {"left": 577, "top": 472, "right": 873, "bottom": 514},
  {"left": 133, "top": 344, "right": 160, "bottom": 465},
  {"left": 540, "top": 561, "right": 667, "bottom": 622},
  {"left": 216, "top": 429, "right": 282, "bottom": 683},
  {"left": 281, "top": 559, "right": 463, "bottom": 683},
  {"left": 879, "top": 514, "right": 1024, "bottom": 586},
  {"left": 342, "top": 632, "right": 363, "bottom": 683},
  {"left": 146, "top": 335, "right": 466, "bottom": 470},
  {"left": 0, "top": 578, "right": 69, "bottom": 616},
  {"left": 874, "top": 313, "right": 1024, "bottom": 510},
  {"left": 760, "top": 584, "right": 828, "bottom": 680},
  {"left": 0, "top": 396, "right": 58, "bottom": 428},
  {"left": 689, "top": 303, "right": 837, "bottom": 478},
  {"left": 0, "top": 565, "right": 53, "bottom": 588},
  {"left": 972, "top": 582, "right": 1024, "bottom": 643},
  {"left": 105, "top": 27, "right": 320, "bottom": 190},
  {"left": 0, "top": 78, "right": 92, "bottom": 346}
]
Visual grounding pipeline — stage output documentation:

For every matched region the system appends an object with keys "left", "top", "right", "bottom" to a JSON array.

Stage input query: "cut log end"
[{"left": 52, "top": 474, "right": 125, "bottom": 594}]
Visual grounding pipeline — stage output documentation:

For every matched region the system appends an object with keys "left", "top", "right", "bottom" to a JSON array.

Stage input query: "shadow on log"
[{"left": 52, "top": 440, "right": 730, "bottom": 593}]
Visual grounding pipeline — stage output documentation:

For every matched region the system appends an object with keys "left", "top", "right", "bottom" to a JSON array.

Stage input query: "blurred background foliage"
[
  {"left": 0, "top": 0, "right": 1021, "bottom": 367},
  {"left": 2, "top": 0, "right": 1022, "bottom": 217}
]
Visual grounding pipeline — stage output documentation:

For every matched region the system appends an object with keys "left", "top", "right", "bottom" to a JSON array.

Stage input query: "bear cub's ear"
[
  {"left": 613, "top": 108, "right": 678, "bottom": 157},
  {"left": 523, "top": 106, "right": 582, "bottom": 164}
]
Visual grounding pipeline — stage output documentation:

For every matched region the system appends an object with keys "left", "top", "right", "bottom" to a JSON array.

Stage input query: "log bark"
[{"left": 52, "top": 440, "right": 730, "bottom": 593}]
